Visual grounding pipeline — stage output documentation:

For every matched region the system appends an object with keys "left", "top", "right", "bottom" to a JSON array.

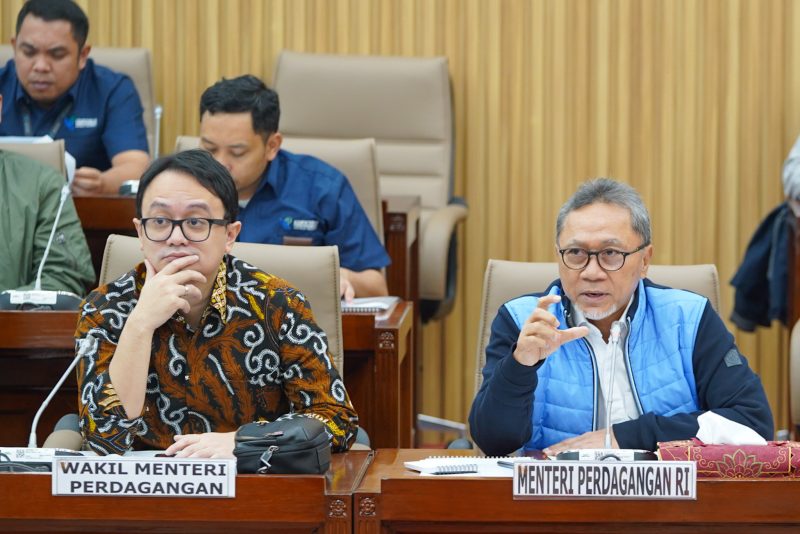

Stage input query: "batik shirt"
[{"left": 76, "top": 254, "right": 357, "bottom": 455}]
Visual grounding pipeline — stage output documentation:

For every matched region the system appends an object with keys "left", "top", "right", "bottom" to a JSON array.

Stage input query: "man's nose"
[
  {"left": 165, "top": 222, "right": 188, "bottom": 244},
  {"left": 213, "top": 154, "right": 233, "bottom": 172},
  {"left": 31, "top": 55, "right": 51, "bottom": 72},
  {"left": 580, "top": 254, "right": 608, "bottom": 279}
]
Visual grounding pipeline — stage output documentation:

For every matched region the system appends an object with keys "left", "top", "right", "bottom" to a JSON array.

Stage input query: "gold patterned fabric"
[
  {"left": 75, "top": 254, "right": 357, "bottom": 455},
  {"left": 659, "top": 439, "right": 800, "bottom": 478}
]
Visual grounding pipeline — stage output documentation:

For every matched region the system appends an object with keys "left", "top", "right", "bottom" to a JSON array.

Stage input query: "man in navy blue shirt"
[
  {"left": 197, "top": 75, "right": 390, "bottom": 300},
  {"left": 0, "top": 0, "right": 149, "bottom": 194}
]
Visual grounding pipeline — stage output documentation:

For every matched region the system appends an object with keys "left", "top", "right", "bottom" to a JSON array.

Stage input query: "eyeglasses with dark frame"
[
  {"left": 558, "top": 242, "right": 650, "bottom": 272},
  {"left": 140, "top": 217, "right": 229, "bottom": 242}
]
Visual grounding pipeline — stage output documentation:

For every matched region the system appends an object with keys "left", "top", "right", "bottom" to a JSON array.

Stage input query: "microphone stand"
[
  {"left": 28, "top": 339, "right": 91, "bottom": 448},
  {"left": 604, "top": 322, "right": 622, "bottom": 448}
]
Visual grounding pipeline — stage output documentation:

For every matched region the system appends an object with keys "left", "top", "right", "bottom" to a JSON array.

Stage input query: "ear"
[
  {"left": 640, "top": 244, "right": 654, "bottom": 278},
  {"left": 224, "top": 221, "right": 242, "bottom": 253},
  {"left": 78, "top": 43, "right": 91, "bottom": 70},
  {"left": 133, "top": 218, "right": 145, "bottom": 251},
  {"left": 265, "top": 132, "right": 282, "bottom": 162}
]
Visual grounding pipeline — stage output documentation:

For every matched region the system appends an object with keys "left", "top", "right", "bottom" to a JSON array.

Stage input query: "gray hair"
[{"left": 555, "top": 178, "right": 652, "bottom": 245}]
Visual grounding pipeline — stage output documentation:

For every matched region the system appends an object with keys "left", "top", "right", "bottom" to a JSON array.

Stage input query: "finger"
[
  {"left": 169, "top": 269, "right": 208, "bottom": 286},
  {"left": 158, "top": 254, "right": 200, "bottom": 276},
  {"left": 527, "top": 307, "right": 560, "bottom": 329},
  {"left": 526, "top": 295, "right": 562, "bottom": 324},
  {"left": 344, "top": 282, "right": 355, "bottom": 303},
  {"left": 187, "top": 447, "right": 214, "bottom": 459},
  {"left": 560, "top": 326, "right": 590, "bottom": 343},
  {"left": 165, "top": 435, "right": 195, "bottom": 455},
  {"left": 535, "top": 294, "right": 561, "bottom": 310},
  {"left": 144, "top": 259, "right": 155, "bottom": 279}
]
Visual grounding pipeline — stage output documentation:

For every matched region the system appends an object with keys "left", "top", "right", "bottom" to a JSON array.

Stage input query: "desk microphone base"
[{"left": 555, "top": 448, "right": 657, "bottom": 462}]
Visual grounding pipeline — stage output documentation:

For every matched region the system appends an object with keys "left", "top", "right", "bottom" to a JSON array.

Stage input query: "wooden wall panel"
[{"left": 1, "top": 0, "right": 796, "bottom": 435}]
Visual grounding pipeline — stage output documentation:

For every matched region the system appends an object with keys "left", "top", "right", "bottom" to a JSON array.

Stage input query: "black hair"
[
  {"left": 136, "top": 150, "right": 239, "bottom": 221},
  {"left": 199, "top": 75, "right": 280, "bottom": 138},
  {"left": 16, "top": 0, "right": 90, "bottom": 50}
]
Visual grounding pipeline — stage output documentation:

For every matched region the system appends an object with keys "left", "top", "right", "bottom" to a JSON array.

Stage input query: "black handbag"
[{"left": 233, "top": 417, "right": 331, "bottom": 474}]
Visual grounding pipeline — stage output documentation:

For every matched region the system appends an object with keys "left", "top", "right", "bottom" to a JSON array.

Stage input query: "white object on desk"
[
  {"left": 341, "top": 296, "right": 399, "bottom": 313},
  {"left": 404, "top": 456, "right": 530, "bottom": 477}
]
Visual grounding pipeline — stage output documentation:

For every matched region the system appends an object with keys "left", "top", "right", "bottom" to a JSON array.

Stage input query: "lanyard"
[{"left": 20, "top": 100, "right": 74, "bottom": 138}]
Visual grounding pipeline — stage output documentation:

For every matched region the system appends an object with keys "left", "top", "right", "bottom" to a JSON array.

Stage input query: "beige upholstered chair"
[
  {"left": 474, "top": 261, "right": 721, "bottom": 392},
  {"left": 0, "top": 45, "right": 160, "bottom": 157},
  {"left": 174, "top": 135, "right": 384, "bottom": 241},
  {"left": 174, "top": 135, "right": 201, "bottom": 152},
  {"left": 791, "top": 320, "right": 800, "bottom": 437},
  {"left": 98, "top": 234, "right": 344, "bottom": 372},
  {"left": 273, "top": 50, "right": 468, "bottom": 322},
  {"left": 0, "top": 139, "right": 67, "bottom": 176}
]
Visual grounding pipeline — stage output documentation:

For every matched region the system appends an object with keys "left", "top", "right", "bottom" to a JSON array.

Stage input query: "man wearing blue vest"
[
  {"left": 470, "top": 178, "right": 773, "bottom": 456},
  {"left": 198, "top": 75, "right": 390, "bottom": 300},
  {"left": 0, "top": 0, "right": 150, "bottom": 194}
]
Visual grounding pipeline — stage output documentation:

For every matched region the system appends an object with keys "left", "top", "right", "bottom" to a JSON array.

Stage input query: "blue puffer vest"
[{"left": 503, "top": 279, "right": 704, "bottom": 450}]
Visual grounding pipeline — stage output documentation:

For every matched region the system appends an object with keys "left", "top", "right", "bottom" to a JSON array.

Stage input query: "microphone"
[
  {"left": 153, "top": 104, "right": 164, "bottom": 159},
  {"left": 41, "top": 414, "right": 83, "bottom": 450},
  {"left": 555, "top": 319, "right": 656, "bottom": 461},
  {"left": 604, "top": 321, "right": 624, "bottom": 448},
  {"left": 28, "top": 337, "right": 91, "bottom": 448},
  {"left": 0, "top": 183, "right": 82, "bottom": 310}
]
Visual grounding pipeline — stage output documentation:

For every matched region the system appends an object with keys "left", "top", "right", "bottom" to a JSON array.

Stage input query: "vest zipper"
[
  {"left": 623, "top": 316, "right": 644, "bottom": 415},
  {"left": 582, "top": 338, "right": 600, "bottom": 431}
]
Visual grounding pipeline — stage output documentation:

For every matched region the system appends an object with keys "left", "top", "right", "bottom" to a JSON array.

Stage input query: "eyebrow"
[
  {"left": 200, "top": 137, "right": 248, "bottom": 150},
  {"left": 148, "top": 200, "right": 214, "bottom": 214},
  {"left": 562, "top": 238, "right": 626, "bottom": 248},
  {"left": 18, "top": 42, "right": 69, "bottom": 55}
]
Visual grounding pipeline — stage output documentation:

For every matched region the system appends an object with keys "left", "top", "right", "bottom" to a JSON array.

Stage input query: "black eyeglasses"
[
  {"left": 140, "top": 217, "right": 229, "bottom": 242},
  {"left": 558, "top": 242, "right": 650, "bottom": 272}
]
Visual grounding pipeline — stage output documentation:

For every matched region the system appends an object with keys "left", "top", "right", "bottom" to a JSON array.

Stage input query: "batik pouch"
[{"left": 658, "top": 438, "right": 800, "bottom": 478}]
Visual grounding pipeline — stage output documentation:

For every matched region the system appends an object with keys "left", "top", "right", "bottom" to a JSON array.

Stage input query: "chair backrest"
[
  {"left": 174, "top": 135, "right": 384, "bottom": 241},
  {"left": 0, "top": 45, "right": 156, "bottom": 157},
  {"left": 0, "top": 139, "right": 66, "bottom": 176},
  {"left": 281, "top": 136, "right": 383, "bottom": 241},
  {"left": 474, "top": 261, "right": 721, "bottom": 392},
  {"left": 98, "top": 234, "right": 344, "bottom": 372},
  {"left": 174, "top": 135, "right": 201, "bottom": 152},
  {"left": 791, "top": 320, "right": 800, "bottom": 436},
  {"left": 273, "top": 50, "right": 453, "bottom": 219}
]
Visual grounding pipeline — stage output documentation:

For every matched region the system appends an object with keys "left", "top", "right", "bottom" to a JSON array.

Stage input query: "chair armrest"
[{"left": 419, "top": 202, "right": 468, "bottom": 300}]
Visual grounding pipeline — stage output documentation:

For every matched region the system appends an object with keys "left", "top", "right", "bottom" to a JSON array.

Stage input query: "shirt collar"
[{"left": 254, "top": 148, "right": 284, "bottom": 197}]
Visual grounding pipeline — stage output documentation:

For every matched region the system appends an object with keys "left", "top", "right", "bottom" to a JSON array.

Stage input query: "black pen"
[{"left": 497, "top": 460, "right": 515, "bottom": 469}]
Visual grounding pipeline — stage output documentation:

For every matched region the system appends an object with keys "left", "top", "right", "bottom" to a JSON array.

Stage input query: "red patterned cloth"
[{"left": 658, "top": 439, "right": 800, "bottom": 478}]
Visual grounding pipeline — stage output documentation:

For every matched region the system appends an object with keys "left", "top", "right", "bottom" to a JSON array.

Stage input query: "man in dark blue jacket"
[{"left": 469, "top": 178, "right": 773, "bottom": 456}]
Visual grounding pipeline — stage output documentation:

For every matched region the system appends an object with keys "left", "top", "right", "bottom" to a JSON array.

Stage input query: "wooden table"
[
  {"left": 0, "top": 450, "right": 372, "bottom": 533},
  {"left": 0, "top": 305, "right": 413, "bottom": 449},
  {"left": 353, "top": 449, "right": 800, "bottom": 533},
  {"left": 343, "top": 304, "right": 414, "bottom": 449}
]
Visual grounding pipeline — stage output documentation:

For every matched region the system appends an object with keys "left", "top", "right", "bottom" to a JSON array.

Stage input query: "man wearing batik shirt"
[{"left": 76, "top": 149, "right": 357, "bottom": 456}]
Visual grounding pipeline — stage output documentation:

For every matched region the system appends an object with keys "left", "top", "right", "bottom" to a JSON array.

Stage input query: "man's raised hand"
[{"left": 512, "top": 294, "right": 589, "bottom": 366}]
